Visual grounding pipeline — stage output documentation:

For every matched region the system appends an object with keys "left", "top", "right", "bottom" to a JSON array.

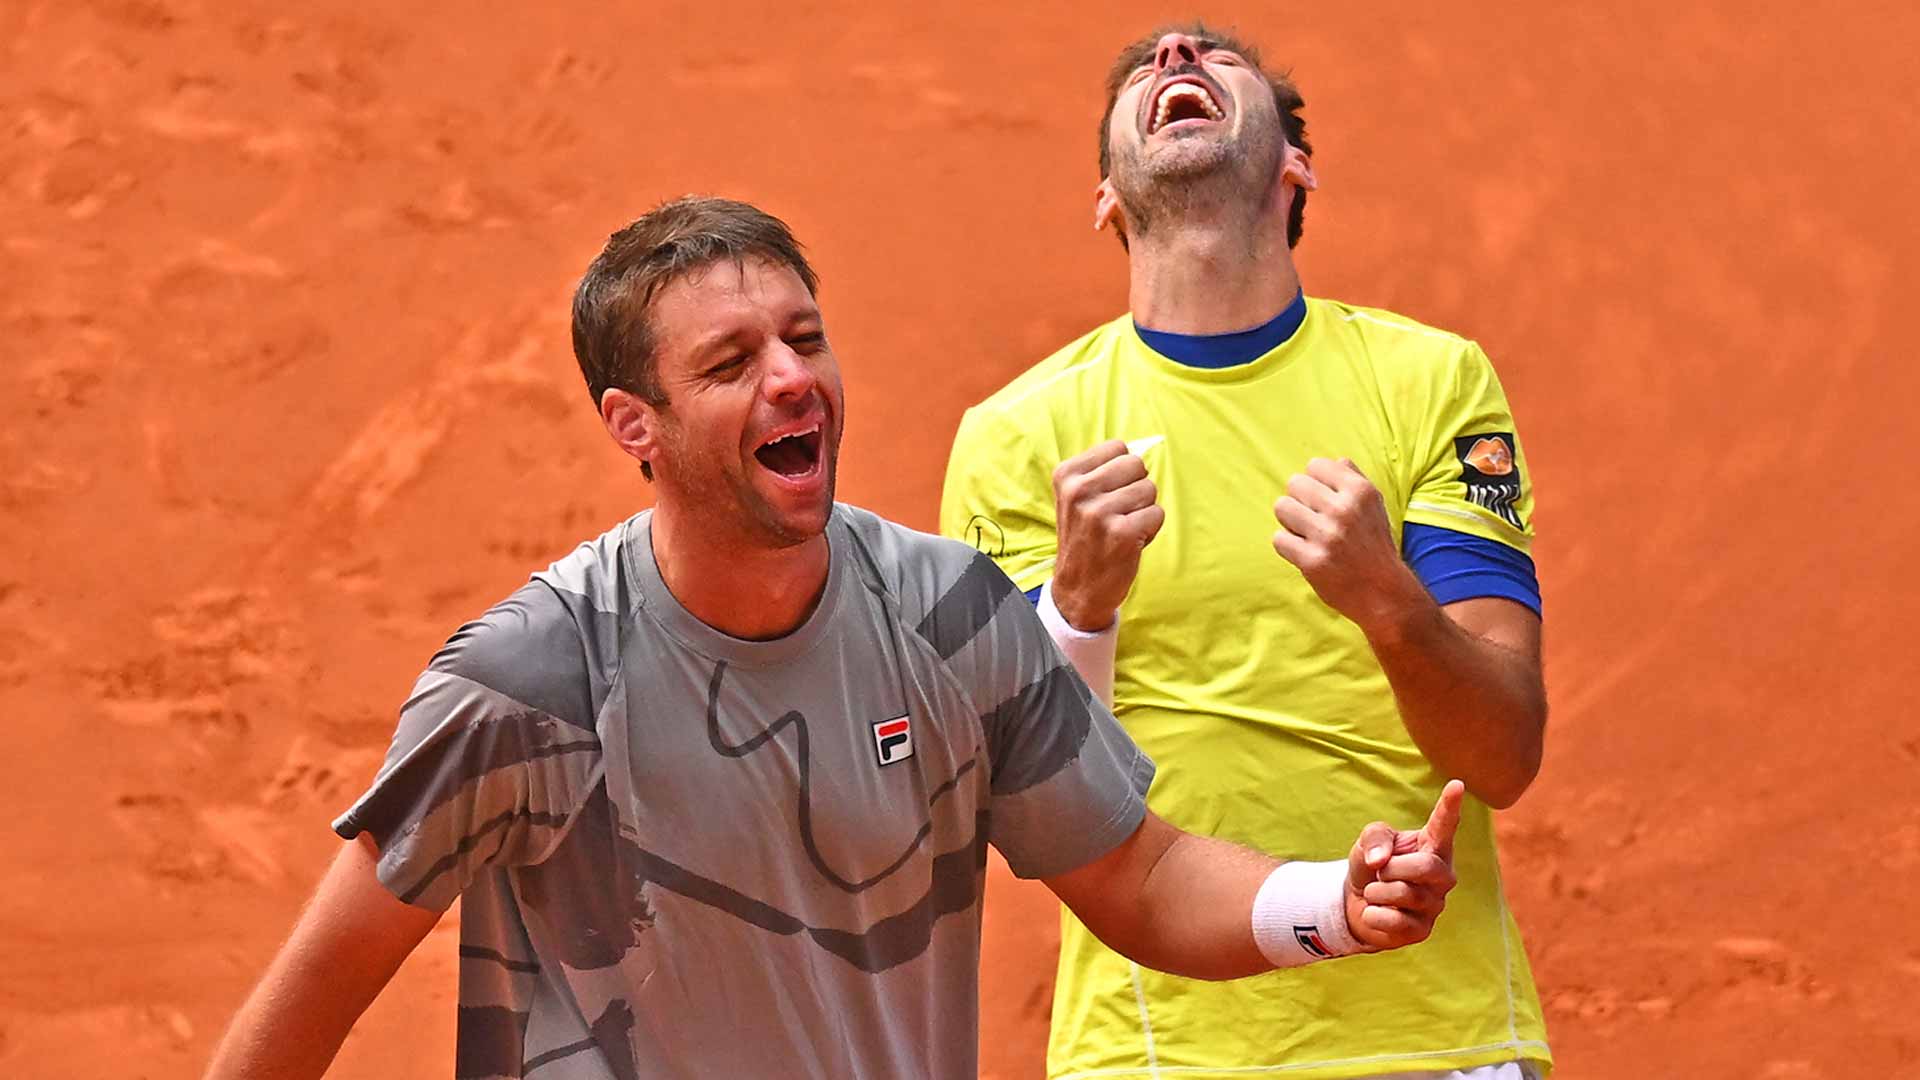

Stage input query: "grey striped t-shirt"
[{"left": 333, "top": 504, "right": 1154, "bottom": 1079}]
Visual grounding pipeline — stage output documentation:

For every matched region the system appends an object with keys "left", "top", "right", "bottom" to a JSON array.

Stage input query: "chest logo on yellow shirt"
[
  {"left": 872, "top": 714, "right": 914, "bottom": 766},
  {"left": 1454, "top": 432, "right": 1524, "bottom": 529},
  {"left": 962, "top": 515, "right": 1006, "bottom": 557}
]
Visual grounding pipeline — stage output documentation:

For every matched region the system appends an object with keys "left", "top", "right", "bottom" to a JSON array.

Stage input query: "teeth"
[
  {"left": 763, "top": 423, "right": 820, "bottom": 448},
  {"left": 1152, "top": 82, "right": 1224, "bottom": 131}
]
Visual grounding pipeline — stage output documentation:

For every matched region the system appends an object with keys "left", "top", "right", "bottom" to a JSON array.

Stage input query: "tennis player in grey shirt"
[{"left": 207, "top": 197, "right": 1467, "bottom": 1080}]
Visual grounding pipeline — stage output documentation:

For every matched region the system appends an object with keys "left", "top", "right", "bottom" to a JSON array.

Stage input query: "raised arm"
[
  {"left": 1035, "top": 439, "right": 1163, "bottom": 703},
  {"left": 204, "top": 835, "right": 440, "bottom": 1080},
  {"left": 1044, "top": 782, "right": 1464, "bottom": 981},
  {"left": 1367, "top": 593, "right": 1544, "bottom": 808},
  {"left": 1272, "top": 457, "right": 1545, "bottom": 807}
]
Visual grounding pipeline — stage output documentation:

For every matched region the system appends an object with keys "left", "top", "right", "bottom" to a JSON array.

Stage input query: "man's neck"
[
  {"left": 1127, "top": 208, "right": 1301, "bottom": 335},
  {"left": 650, "top": 504, "right": 831, "bottom": 641}
]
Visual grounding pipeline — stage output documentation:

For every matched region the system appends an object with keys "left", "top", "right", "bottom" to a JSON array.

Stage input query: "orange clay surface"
[{"left": 3, "top": 2, "right": 1916, "bottom": 1077}]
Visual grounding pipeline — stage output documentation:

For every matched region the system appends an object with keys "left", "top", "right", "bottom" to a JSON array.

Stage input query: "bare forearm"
[
  {"left": 1267, "top": 458, "right": 1545, "bottom": 807},
  {"left": 205, "top": 947, "right": 368, "bottom": 1080},
  {"left": 1364, "top": 598, "right": 1545, "bottom": 808},
  {"left": 1068, "top": 824, "right": 1278, "bottom": 981}
]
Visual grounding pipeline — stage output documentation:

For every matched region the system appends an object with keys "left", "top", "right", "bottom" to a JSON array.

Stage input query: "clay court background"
[{"left": 3, "top": 1, "right": 1916, "bottom": 1076}]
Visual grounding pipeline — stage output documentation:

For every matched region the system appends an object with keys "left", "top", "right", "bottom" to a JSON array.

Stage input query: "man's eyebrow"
[{"left": 688, "top": 325, "right": 750, "bottom": 363}]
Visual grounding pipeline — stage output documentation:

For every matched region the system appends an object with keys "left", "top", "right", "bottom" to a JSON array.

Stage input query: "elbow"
[
  {"left": 1478, "top": 775, "right": 1531, "bottom": 811},
  {"left": 1480, "top": 706, "right": 1546, "bottom": 810}
]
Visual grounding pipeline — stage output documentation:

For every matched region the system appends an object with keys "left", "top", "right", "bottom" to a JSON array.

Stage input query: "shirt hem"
[{"left": 1050, "top": 1039, "right": 1552, "bottom": 1080}]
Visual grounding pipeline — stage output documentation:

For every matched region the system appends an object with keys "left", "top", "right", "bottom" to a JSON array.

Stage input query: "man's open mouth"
[
  {"left": 1148, "top": 77, "right": 1226, "bottom": 135},
  {"left": 753, "top": 422, "right": 824, "bottom": 478}
]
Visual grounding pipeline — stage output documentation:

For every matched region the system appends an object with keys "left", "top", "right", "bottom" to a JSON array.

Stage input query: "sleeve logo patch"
[
  {"left": 871, "top": 715, "right": 913, "bottom": 766},
  {"left": 1453, "top": 432, "right": 1524, "bottom": 529},
  {"left": 1462, "top": 435, "right": 1515, "bottom": 476}
]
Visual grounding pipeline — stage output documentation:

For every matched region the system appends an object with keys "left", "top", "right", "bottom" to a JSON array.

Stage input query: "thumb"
[
  {"left": 1348, "top": 821, "right": 1397, "bottom": 889},
  {"left": 1419, "top": 780, "right": 1467, "bottom": 862}
]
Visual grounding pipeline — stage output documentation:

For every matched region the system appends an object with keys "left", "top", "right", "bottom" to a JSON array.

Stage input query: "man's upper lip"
[
  {"left": 754, "top": 410, "right": 826, "bottom": 448},
  {"left": 1145, "top": 73, "right": 1226, "bottom": 134}
]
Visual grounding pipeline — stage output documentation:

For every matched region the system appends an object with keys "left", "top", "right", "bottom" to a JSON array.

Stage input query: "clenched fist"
[
  {"left": 1271, "top": 457, "right": 1425, "bottom": 637},
  {"left": 1051, "top": 439, "right": 1165, "bottom": 632}
]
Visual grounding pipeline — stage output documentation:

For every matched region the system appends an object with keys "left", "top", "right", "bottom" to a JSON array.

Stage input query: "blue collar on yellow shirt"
[{"left": 1134, "top": 290, "right": 1307, "bottom": 368}]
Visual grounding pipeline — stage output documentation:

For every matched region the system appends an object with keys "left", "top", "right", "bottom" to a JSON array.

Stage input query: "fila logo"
[
  {"left": 871, "top": 715, "right": 913, "bottom": 767},
  {"left": 1293, "top": 924, "right": 1333, "bottom": 959}
]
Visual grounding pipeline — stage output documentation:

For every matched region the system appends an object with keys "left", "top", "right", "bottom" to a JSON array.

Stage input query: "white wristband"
[
  {"left": 1250, "top": 859, "right": 1361, "bottom": 968},
  {"left": 1036, "top": 580, "right": 1118, "bottom": 705}
]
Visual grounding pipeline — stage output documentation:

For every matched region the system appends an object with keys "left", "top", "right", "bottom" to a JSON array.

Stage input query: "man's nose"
[
  {"left": 1154, "top": 33, "right": 1200, "bottom": 72},
  {"left": 761, "top": 344, "right": 815, "bottom": 401}
]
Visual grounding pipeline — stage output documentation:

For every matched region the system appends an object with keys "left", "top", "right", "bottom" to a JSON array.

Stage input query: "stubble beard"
[
  {"left": 661, "top": 422, "right": 840, "bottom": 551},
  {"left": 746, "top": 443, "right": 838, "bottom": 549},
  {"left": 1111, "top": 120, "right": 1286, "bottom": 243}
]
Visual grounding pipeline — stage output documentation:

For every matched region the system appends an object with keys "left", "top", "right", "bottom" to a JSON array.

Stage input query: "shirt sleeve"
[
  {"left": 926, "top": 549, "right": 1155, "bottom": 879},
  {"left": 940, "top": 405, "right": 1062, "bottom": 593},
  {"left": 332, "top": 581, "right": 606, "bottom": 911},
  {"left": 1402, "top": 522, "right": 1543, "bottom": 615},
  {"left": 1401, "top": 340, "right": 1538, "bottom": 556}
]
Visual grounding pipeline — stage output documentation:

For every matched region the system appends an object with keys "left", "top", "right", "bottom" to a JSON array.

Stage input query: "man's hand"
[
  {"left": 1342, "top": 780, "right": 1464, "bottom": 951},
  {"left": 1051, "top": 439, "right": 1164, "bottom": 631},
  {"left": 1271, "top": 457, "right": 1424, "bottom": 637}
]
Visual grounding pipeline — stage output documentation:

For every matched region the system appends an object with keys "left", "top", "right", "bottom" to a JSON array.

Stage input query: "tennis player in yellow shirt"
[{"left": 943, "top": 22, "right": 1552, "bottom": 1080}]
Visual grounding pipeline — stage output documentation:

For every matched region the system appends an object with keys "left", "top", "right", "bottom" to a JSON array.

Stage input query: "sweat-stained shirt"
[{"left": 333, "top": 504, "right": 1155, "bottom": 1079}]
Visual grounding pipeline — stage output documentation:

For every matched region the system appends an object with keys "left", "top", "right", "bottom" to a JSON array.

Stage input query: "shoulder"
[
  {"left": 1308, "top": 296, "right": 1496, "bottom": 390},
  {"left": 1311, "top": 297, "right": 1475, "bottom": 356},
  {"left": 531, "top": 515, "right": 634, "bottom": 619},
  {"left": 835, "top": 504, "right": 991, "bottom": 603},
  {"left": 833, "top": 505, "right": 1020, "bottom": 650},
  {"left": 425, "top": 514, "right": 637, "bottom": 732}
]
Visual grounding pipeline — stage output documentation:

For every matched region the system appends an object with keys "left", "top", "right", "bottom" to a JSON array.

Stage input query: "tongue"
[{"left": 756, "top": 438, "right": 814, "bottom": 477}]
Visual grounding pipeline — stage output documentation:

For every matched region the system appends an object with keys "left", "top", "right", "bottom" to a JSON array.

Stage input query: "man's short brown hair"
[
  {"left": 570, "top": 196, "right": 819, "bottom": 409},
  {"left": 1097, "top": 22, "right": 1313, "bottom": 248}
]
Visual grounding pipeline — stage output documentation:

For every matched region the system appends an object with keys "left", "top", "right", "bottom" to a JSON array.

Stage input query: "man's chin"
[
  {"left": 1143, "top": 138, "right": 1234, "bottom": 180},
  {"left": 750, "top": 478, "right": 835, "bottom": 546}
]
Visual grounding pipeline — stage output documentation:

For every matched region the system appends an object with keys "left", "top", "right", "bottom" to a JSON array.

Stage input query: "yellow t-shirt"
[{"left": 941, "top": 298, "right": 1550, "bottom": 1080}]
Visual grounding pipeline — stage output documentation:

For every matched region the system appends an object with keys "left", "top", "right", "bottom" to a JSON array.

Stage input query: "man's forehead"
[
  {"left": 657, "top": 263, "right": 817, "bottom": 345},
  {"left": 655, "top": 257, "right": 808, "bottom": 308}
]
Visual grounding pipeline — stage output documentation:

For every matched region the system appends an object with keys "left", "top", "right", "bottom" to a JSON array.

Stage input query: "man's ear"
[
  {"left": 600, "top": 387, "right": 659, "bottom": 480},
  {"left": 1093, "top": 178, "right": 1125, "bottom": 233},
  {"left": 1281, "top": 144, "right": 1317, "bottom": 193}
]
